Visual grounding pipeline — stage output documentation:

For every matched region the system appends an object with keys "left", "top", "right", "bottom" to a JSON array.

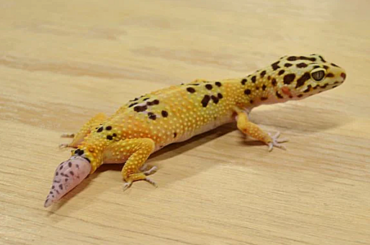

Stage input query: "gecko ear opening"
[{"left": 44, "top": 156, "right": 91, "bottom": 208}]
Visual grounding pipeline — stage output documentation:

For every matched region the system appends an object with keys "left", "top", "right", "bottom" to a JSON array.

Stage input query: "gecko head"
[
  {"left": 270, "top": 54, "right": 346, "bottom": 100},
  {"left": 44, "top": 156, "right": 91, "bottom": 208}
]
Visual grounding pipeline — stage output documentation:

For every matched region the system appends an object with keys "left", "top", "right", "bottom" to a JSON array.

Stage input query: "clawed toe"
[{"left": 267, "top": 131, "right": 288, "bottom": 151}]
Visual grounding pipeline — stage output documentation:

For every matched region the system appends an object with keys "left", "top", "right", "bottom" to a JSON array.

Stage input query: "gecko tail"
[{"left": 44, "top": 156, "right": 91, "bottom": 208}]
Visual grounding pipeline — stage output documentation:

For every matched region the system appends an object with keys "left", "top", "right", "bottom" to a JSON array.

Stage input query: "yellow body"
[{"left": 45, "top": 54, "right": 346, "bottom": 206}]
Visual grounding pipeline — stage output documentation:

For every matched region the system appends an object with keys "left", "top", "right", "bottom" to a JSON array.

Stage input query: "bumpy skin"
[{"left": 44, "top": 54, "right": 346, "bottom": 207}]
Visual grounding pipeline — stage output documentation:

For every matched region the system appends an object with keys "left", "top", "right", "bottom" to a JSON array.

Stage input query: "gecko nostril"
[{"left": 340, "top": 73, "right": 346, "bottom": 80}]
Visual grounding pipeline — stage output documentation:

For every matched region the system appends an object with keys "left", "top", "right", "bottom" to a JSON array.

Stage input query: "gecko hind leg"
[{"left": 59, "top": 113, "right": 107, "bottom": 148}]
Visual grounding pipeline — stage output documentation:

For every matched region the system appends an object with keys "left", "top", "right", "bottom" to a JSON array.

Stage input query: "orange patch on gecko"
[{"left": 281, "top": 87, "right": 292, "bottom": 97}]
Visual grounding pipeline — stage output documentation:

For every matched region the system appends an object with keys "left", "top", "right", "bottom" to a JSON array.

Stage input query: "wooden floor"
[{"left": 1, "top": 0, "right": 370, "bottom": 244}]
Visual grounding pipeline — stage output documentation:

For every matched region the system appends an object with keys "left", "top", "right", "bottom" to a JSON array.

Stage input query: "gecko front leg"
[
  {"left": 234, "top": 108, "right": 288, "bottom": 151},
  {"left": 103, "top": 138, "right": 157, "bottom": 190},
  {"left": 60, "top": 113, "right": 107, "bottom": 148}
]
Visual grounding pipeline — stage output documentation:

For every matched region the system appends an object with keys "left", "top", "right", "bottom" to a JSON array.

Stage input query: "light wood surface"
[{"left": 1, "top": 0, "right": 370, "bottom": 244}]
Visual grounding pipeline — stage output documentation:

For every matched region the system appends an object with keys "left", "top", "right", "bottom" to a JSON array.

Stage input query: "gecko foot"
[
  {"left": 267, "top": 132, "right": 288, "bottom": 152},
  {"left": 61, "top": 133, "right": 75, "bottom": 138},
  {"left": 143, "top": 166, "right": 158, "bottom": 176},
  {"left": 122, "top": 177, "right": 157, "bottom": 191}
]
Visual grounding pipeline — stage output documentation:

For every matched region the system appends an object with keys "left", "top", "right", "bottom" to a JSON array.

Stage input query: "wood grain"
[{"left": 1, "top": 0, "right": 370, "bottom": 244}]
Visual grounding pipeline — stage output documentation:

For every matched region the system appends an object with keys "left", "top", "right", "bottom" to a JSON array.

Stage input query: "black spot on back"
[
  {"left": 215, "top": 81, "right": 222, "bottom": 87},
  {"left": 262, "top": 84, "right": 267, "bottom": 90},
  {"left": 211, "top": 95, "right": 219, "bottom": 104},
  {"left": 134, "top": 105, "right": 147, "bottom": 112},
  {"left": 107, "top": 135, "right": 113, "bottom": 140},
  {"left": 148, "top": 112, "right": 157, "bottom": 120},
  {"left": 251, "top": 76, "right": 256, "bottom": 83},
  {"left": 186, "top": 87, "right": 196, "bottom": 93},
  {"left": 201, "top": 95, "right": 211, "bottom": 107},
  {"left": 161, "top": 110, "right": 168, "bottom": 117},
  {"left": 244, "top": 89, "right": 251, "bottom": 95},
  {"left": 217, "top": 93, "right": 223, "bottom": 99},
  {"left": 283, "top": 74, "right": 296, "bottom": 84},
  {"left": 68, "top": 162, "right": 72, "bottom": 168},
  {"left": 241, "top": 79, "right": 247, "bottom": 85},
  {"left": 318, "top": 56, "right": 326, "bottom": 62},
  {"left": 106, "top": 126, "right": 112, "bottom": 130},
  {"left": 205, "top": 84, "right": 213, "bottom": 90},
  {"left": 278, "top": 70, "right": 285, "bottom": 75},
  {"left": 97, "top": 127, "right": 103, "bottom": 133},
  {"left": 260, "top": 70, "right": 266, "bottom": 78},
  {"left": 271, "top": 78, "right": 277, "bottom": 86}
]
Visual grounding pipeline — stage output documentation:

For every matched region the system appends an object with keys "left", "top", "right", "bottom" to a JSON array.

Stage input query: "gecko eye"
[{"left": 311, "top": 69, "right": 326, "bottom": 81}]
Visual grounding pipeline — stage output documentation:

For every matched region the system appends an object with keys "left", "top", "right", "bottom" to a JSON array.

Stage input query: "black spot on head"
[
  {"left": 303, "top": 85, "right": 312, "bottom": 93},
  {"left": 326, "top": 73, "right": 334, "bottom": 78},
  {"left": 313, "top": 65, "right": 320, "bottom": 69},
  {"left": 69, "top": 171, "right": 74, "bottom": 176},
  {"left": 201, "top": 95, "right": 211, "bottom": 107},
  {"left": 76, "top": 164, "right": 79, "bottom": 169},
  {"left": 186, "top": 87, "right": 196, "bottom": 93},
  {"left": 217, "top": 93, "right": 223, "bottom": 99},
  {"left": 251, "top": 76, "right": 256, "bottom": 83},
  {"left": 318, "top": 56, "right": 326, "bottom": 62},
  {"left": 205, "top": 84, "right": 213, "bottom": 90},
  {"left": 68, "top": 162, "right": 72, "bottom": 168},
  {"left": 299, "top": 56, "right": 316, "bottom": 62},
  {"left": 143, "top": 98, "right": 149, "bottom": 101},
  {"left": 278, "top": 70, "right": 285, "bottom": 75},
  {"left": 244, "top": 89, "right": 251, "bottom": 95},
  {"left": 260, "top": 70, "right": 266, "bottom": 78},
  {"left": 97, "top": 127, "right": 103, "bottom": 133},
  {"left": 56, "top": 172, "right": 59, "bottom": 176},
  {"left": 241, "top": 79, "right": 247, "bottom": 85},
  {"left": 59, "top": 165, "right": 63, "bottom": 170},
  {"left": 133, "top": 97, "right": 139, "bottom": 101},
  {"left": 271, "top": 61, "right": 280, "bottom": 70},
  {"left": 211, "top": 95, "right": 219, "bottom": 104},
  {"left": 323, "top": 65, "right": 329, "bottom": 70},
  {"left": 106, "top": 126, "right": 112, "bottom": 130},
  {"left": 271, "top": 78, "right": 277, "bottom": 86},
  {"left": 52, "top": 185, "right": 55, "bottom": 189},
  {"left": 284, "top": 63, "right": 292, "bottom": 68},
  {"left": 215, "top": 81, "right": 222, "bottom": 87},
  {"left": 153, "top": 100, "right": 159, "bottom": 105},
  {"left": 276, "top": 91, "right": 284, "bottom": 99},
  {"left": 107, "top": 135, "right": 113, "bottom": 140},
  {"left": 296, "top": 63, "right": 308, "bottom": 68},
  {"left": 283, "top": 74, "right": 296, "bottom": 84},
  {"left": 161, "top": 110, "right": 168, "bottom": 117},
  {"left": 129, "top": 102, "right": 138, "bottom": 108},
  {"left": 287, "top": 56, "right": 297, "bottom": 61},
  {"left": 59, "top": 184, "right": 63, "bottom": 190},
  {"left": 262, "top": 84, "right": 267, "bottom": 90},
  {"left": 113, "top": 133, "right": 117, "bottom": 137},
  {"left": 296, "top": 72, "right": 311, "bottom": 88},
  {"left": 341, "top": 73, "right": 346, "bottom": 79}
]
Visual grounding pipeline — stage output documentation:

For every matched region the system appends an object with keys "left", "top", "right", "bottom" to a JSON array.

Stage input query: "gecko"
[{"left": 44, "top": 54, "right": 346, "bottom": 207}]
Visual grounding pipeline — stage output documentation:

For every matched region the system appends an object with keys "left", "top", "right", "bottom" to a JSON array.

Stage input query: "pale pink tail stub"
[{"left": 44, "top": 156, "right": 91, "bottom": 208}]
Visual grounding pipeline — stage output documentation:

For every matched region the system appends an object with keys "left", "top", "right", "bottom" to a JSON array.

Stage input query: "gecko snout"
[{"left": 44, "top": 156, "right": 91, "bottom": 208}]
